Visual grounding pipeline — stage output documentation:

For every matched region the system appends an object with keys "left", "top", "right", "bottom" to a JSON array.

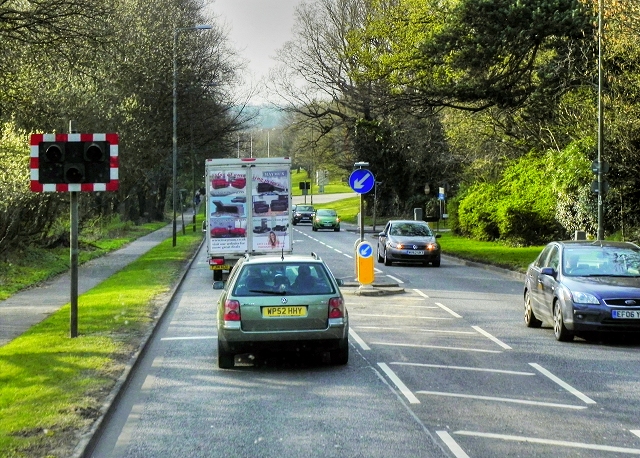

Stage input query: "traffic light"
[
  {"left": 30, "top": 133, "right": 119, "bottom": 192},
  {"left": 37, "top": 141, "right": 110, "bottom": 184}
]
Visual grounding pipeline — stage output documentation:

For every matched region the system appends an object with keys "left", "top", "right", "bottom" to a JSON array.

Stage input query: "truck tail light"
[
  {"left": 224, "top": 300, "right": 241, "bottom": 321},
  {"left": 210, "top": 257, "right": 225, "bottom": 266},
  {"left": 328, "top": 297, "right": 344, "bottom": 319}
]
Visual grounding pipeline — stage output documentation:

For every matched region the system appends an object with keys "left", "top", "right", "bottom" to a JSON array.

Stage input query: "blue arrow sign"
[
  {"left": 357, "top": 241, "right": 373, "bottom": 258},
  {"left": 349, "top": 169, "right": 375, "bottom": 194}
]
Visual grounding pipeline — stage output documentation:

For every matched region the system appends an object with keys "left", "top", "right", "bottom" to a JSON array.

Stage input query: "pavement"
[{"left": 0, "top": 223, "right": 176, "bottom": 347}]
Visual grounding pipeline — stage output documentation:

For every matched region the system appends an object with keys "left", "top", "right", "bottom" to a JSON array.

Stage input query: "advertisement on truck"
[{"left": 205, "top": 157, "right": 292, "bottom": 279}]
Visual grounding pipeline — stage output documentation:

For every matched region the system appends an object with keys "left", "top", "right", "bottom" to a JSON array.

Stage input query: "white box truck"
[{"left": 204, "top": 157, "right": 293, "bottom": 280}]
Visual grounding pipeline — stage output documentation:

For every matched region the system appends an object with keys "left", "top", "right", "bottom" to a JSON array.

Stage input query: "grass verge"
[{"left": 0, "top": 229, "right": 203, "bottom": 458}]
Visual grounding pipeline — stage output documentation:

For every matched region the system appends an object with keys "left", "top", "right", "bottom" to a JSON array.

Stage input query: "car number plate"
[
  {"left": 210, "top": 264, "right": 231, "bottom": 271},
  {"left": 612, "top": 310, "right": 640, "bottom": 319},
  {"left": 262, "top": 306, "right": 307, "bottom": 317},
  {"left": 406, "top": 250, "right": 425, "bottom": 255}
]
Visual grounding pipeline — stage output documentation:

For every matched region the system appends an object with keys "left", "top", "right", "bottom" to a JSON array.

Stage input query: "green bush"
[{"left": 456, "top": 182, "right": 500, "bottom": 240}]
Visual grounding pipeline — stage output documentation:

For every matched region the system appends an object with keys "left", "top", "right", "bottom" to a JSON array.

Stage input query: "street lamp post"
[{"left": 173, "top": 24, "right": 212, "bottom": 247}]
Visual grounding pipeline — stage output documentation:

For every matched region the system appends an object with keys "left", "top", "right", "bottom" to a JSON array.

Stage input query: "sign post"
[{"left": 30, "top": 132, "right": 119, "bottom": 338}]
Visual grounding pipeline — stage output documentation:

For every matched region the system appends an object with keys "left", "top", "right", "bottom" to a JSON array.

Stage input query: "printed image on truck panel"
[{"left": 252, "top": 215, "right": 290, "bottom": 251}]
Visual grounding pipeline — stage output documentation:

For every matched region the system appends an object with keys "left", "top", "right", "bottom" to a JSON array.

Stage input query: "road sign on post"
[{"left": 349, "top": 169, "right": 375, "bottom": 194}]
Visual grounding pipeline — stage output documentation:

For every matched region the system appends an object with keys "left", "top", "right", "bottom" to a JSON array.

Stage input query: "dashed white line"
[
  {"left": 391, "top": 362, "right": 535, "bottom": 376},
  {"left": 631, "top": 430, "right": 640, "bottom": 439},
  {"left": 416, "top": 391, "right": 586, "bottom": 409},
  {"left": 377, "top": 363, "right": 420, "bottom": 404},
  {"left": 529, "top": 363, "right": 596, "bottom": 405},
  {"left": 371, "top": 342, "right": 502, "bottom": 353},
  {"left": 355, "top": 326, "right": 474, "bottom": 335},
  {"left": 472, "top": 326, "right": 512, "bottom": 350},
  {"left": 349, "top": 313, "right": 452, "bottom": 320},
  {"left": 413, "top": 289, "right": 429, "bottom": 299},
  {"left": 454, "top": 431, "right": 640, "bottom": 454},
  {"left": 434, "top": 302, "right": 462, "bottom": 318},
  {"left": 386, "top": 274, "right": 403, "bottom": 284},
  {"left": 348, "top": 329, "right": 370, "bottom": 350},
  {"left": 436, "top": 431, "right": 470, "bottom": 458}
]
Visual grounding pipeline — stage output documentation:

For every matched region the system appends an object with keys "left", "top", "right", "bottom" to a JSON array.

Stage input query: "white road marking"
[
  {"left": 334, "top": 249, "right": 343, "bottom": 254},
  {"left": 349, "top": 313, "right": 452, "bottom": 320},
  {"left": 391, "top": 362, "right": 535, "bottom": 376},
  {"left": 355, "top": 326, "right": 475, "bottom": 335},
  {"left": 377, "top": 363, "right": 420, "bottom": 404},
  {"left": 343, "top": 253, "right": 353, "bottom": 258},
  {"left": 472, "top": 326, "right": 512, "bottom": 350},
  {"left": 413, "top": 289, "right": 429, "bottom": 298},
  {"left": 416, "top": 391, "right": 587, "bottom": 409},
  {"left": 529, "top": 363, "right": 596, "bottom": 404},
  {"left": 436, "top": 431, "right": 470, "bottom": 458},
  {"left": 435, "top": 302, "right": 462, "bottom": 318},
  {"left": 348, "top": 329, "right": 370, "bottom": 350},
  {"left": 454, "top": 431, "right": 640, "bottom": 454},
  {"left": 386, "top": 275, "right": 404, "bottom": 284},
  {"left": 373, "top": 267, "right": 383, "bottom": 273},
  {"left": 161, "top": 335, "right": 216, "bottom": 341},
  {"left": 631, "top": 430, "right": 640, "bottom": 439},
  {"left": 371, "top": 342, "right": 502, "bottom": 353}
]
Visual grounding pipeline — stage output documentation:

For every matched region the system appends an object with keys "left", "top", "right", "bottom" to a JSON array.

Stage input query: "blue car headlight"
[{"left": 568, "top": 290, "right": 600, "bottom": 305}]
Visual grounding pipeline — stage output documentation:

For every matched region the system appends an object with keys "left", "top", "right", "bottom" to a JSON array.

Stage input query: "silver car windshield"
[
  {"left": 233, "top": 263, "right": 335, "bottom": 296},
  {"left": 390, "top": 223, "right": 433, "bottom": 237},
  {"left": 563, "top": 247, "right": 640, "bottom": 277}
]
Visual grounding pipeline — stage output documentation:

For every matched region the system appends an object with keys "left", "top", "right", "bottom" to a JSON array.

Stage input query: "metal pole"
[
  {"left": 597, "top": 0, "right": 604, "bottom": 240},
  {"left": 70, "top": 191, "right": 78, "bottom": 338},
  {"left": 172, "top": 25, "right": 211, "bottom": 247},
  {"left": 172, "top": 30, "right": 178, "bottom": 247},
  {"left": 360, "top": 194, "right": 365, "bottom": 242}
]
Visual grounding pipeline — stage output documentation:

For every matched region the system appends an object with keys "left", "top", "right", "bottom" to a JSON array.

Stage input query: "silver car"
[
  {"left": 377, "top": 220, "right": 442, "bottom": 267},
  {"left": 214, "top": 253, "right": 349, "bottom": 368}
]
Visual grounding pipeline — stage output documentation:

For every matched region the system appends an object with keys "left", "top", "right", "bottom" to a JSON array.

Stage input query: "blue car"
[{"left": 524, "top": 240, "right": 640, "bottom": 341}]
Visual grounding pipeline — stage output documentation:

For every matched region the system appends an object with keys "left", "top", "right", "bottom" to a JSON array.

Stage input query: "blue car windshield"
[{"left": 563, "top": 247, "right": 640, "bottom": 276}]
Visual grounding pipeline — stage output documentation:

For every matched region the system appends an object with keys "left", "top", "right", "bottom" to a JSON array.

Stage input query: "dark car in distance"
[
  {"left": 377, "top": 220, "right": 441, "bottom": 267},
  {"left": 524, "top": 240, "right": 640, "bottom": 341},
  {"left": 293, "top": 205, "right": 315, "bottom": 225}
]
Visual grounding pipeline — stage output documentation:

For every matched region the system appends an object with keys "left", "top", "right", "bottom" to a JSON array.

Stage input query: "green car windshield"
[
  {"left": 317, "top": 209, "right": 337, "bottom": 217},
  {"left": 233, "top": 263, "right": 336, "bottom": 296}
]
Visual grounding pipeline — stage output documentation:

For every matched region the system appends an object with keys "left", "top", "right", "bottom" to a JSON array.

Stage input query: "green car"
[
  {"left": 312, "top": 208, "right": 340, "bottom": 232},
  {"left": 213, "top": 253, "right": 349, "bottom": 368}
]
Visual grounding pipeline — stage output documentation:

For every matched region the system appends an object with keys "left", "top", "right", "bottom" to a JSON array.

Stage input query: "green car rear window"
[{"left": 232, "top": 262, "right": 335, "bottom": 296}]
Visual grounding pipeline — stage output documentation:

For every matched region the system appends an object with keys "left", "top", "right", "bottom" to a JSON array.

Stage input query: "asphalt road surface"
[{"left": 89, "top": 223, "right": 640, "bottom": 458}]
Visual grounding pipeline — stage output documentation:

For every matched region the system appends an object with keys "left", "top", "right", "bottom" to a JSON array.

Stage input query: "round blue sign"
[
  {"left": 349, "top": 169, "right": 375, "bottom": 194},
  {"left": 357, "top": 241, "right": 373, "bottom": 258}
]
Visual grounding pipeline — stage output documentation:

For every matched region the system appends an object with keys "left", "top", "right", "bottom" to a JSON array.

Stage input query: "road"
[{"left": 89, "top": 223, "right": 640, "bottom": 457}]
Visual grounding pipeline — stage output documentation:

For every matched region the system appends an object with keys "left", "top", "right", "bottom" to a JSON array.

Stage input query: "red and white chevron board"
[{"left": 30, "top": 133, "right": 119, "bottom": 192}]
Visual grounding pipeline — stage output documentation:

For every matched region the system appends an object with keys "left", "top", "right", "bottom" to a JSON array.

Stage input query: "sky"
[{"left": 207, "top": 0, "right": 301, "bottom": 104}]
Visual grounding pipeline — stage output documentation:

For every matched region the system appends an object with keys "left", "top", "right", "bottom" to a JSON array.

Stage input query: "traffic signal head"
[
  {"left": 36, "top": 139, "right": 110, "bottom": 184},
  {"left": 30, "top": 133, "right": 119, "bottom": 192}
]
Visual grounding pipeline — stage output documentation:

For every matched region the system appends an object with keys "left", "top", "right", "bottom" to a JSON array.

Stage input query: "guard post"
[{"left": 356, "top": 240, "right": 375, "bottom": 286}]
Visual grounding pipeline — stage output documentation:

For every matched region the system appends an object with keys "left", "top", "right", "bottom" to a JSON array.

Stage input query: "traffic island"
[{"left": 340, "top": 281, "right": 405, "bottom": 296}]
